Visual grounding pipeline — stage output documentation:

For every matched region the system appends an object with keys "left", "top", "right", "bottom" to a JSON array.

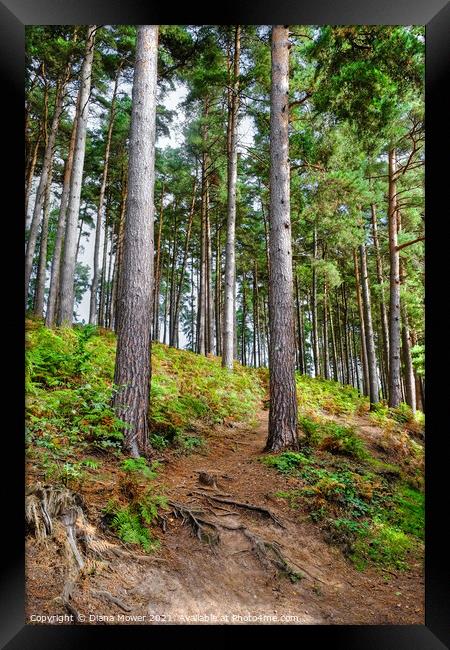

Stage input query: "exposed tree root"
[
  {"left": 92, "top": 589, "right": 132, "bottom": 612},
  {"left": 170, "top": 496, "right": 327, "bottom": 585},
  {"left": 206, "top": 495, "right": 285, "bottom": 528},
  {"left": 26, "top": 482, "right": 145, "bottom": 616},
  {"left": 168, "top": 500, "right": 221, "bottom": 545}
]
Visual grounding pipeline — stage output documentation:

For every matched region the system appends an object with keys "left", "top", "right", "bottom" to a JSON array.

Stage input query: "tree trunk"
[
  {"left": 172, "top": 182, "right": 197, "bottom": 346},
  {"left": 98, "top": 198, "right": 110, "bottom": 327},
  {"left": 112, "top": 175, "right": 128, "bottom": 334},
  {"left": 371, "top": 203, "right": 390, "bottom": 384},
  {"left": 197, "top": 144, "right": 207, "bottom": 355},
  {"left": 215, "top": 219, "right": 222, "bottom": 356},
  {"left": 359, "top": 244, "right": 379, "bottom": 406},
  {"left": 25, "top": 79, "right": 65, "bottom": 305},
  {"left": 241, "top": 275, "right": 247, "bottom": 365},
  {"left": 45, "top": 108, "right": 79, "bottom": 327},
  {"left": 113, "top": 25, "right": 158, "bottom": 457},
  {"left": 388, "top": 149, "right": 402, "bottom": 406},
  {"left": 329, "top": 301, "right": 338, "bottom": 382},
  {"left": 57, "top": 25, "right": 96, "bottom": 325},
  {"left": 253, "top": 262, "right": 261, "bottom": 367},
  {"left": 341, "top": 284, "right": 351, "bottom": 385},
  {"left": 353, "top": 249, "right": 370, "bottom": 396},
  {"left": 294, "top": 274, "right": 305, "bottom": 374},
  {"left": 33, "top": 167, "right": 53, "bottom": 317},
  {"left": 205, "top": 182, "right": 214, "bottom": 354},
  {"left": 265, "top": 25, "right": 298, "bottom": 452},
  {"left": 153, "top": 184, "right": 165, "bottom": 340},
  {"left": 322, "top": 281, "right": 329, "bottom": 379},
  {"left": 335, "top": 291, "right": 344, "bottom": 384},
  {"left": 89, "top": 71, "right": 119, "bottom": 325},
  {"left": 111, "top": 174, "right": 127, "bottom": 331},
  {"left": 25, "top": 133, "right": 41, "bottom": 220},
  {"left": 311, "top": 224, "right": 320, "bottom": 377},
  {"left": 351, "top": 316, "right": 361, "bottom": 392},
  {"left": 105, "top": 229, "right": 114, "bottom": 329},
  {"left": 168, "top": 203, "right": 179, "bottom": 347},
  {"left": 222, "top": 24, "right": 240, "bottom": 369}
]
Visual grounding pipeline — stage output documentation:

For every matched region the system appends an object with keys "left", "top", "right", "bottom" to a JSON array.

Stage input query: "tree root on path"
[
  {"left": 168, "top": 500, "right": 221, "bottom": 545},
  {"left": 91, "top": 589, "right": 132, "bottom": 612},
  {"left": 169, "top": 497, "right": 323, "bottom": 585},
  {"left": 205, "top": 495, "right": 285, "bottom": 528}
]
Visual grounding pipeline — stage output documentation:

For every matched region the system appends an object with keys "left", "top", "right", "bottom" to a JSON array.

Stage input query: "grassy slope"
[{"left": 25, "top": 319, "right": 424, "bottom": 570}]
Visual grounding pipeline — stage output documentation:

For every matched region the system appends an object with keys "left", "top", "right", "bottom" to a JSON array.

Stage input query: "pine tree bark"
[
  {"left": 222, "top": 25, "right": 240, "bottom": 369},
  {"left": 25, "top": 133, "right": 41, "bottom": 220},
  {"left": 359, "top": 244, "right": 379, "bottom": 406},
  {"left": 265, "top": 25, "right": 298, "bottom": 452},
  {"left": 329, "top": 301, "right": 339, "bottom": 382},
  {"left": 113, "top": 25, "right": 158, "bottom": 457},
  {"left": 197, "top": 147, "right": 207, "bottom": 355},
  {"left": 112, "top": 176, "right": 128, "bottom": 334},
  {"left": 25, "top": 79, "right": 65, "bottom": 305},
  {"left": 98, "top": 197, "right": 110, "bottom": 327},
  {"left": 335, "top": 290, "right": 345, "bottom": 384},
  {"left": 45, "top": 107, "right": 79, "bottom": 327},
  {"left": 353, "top": 249, "right": 370, "bottom": 396},
  {"left": 205, "top": 181, "right": 214, "bottom": 354},
  {"left": 33, "top": 167, "right": 53, "bottom": 317},
  {"left": 371, "top": 203, "right": 390, "bottom": 384},
  {"left": 311, "top": 224, "right": 321, "bottom": 377},
  {"left": 89, "top": 72, "right": 119, "bottom": 325},
  {"left": 323, "top": 281, "right": 329, "bottom": 379},
  {"left": 400, "top": 261, "right": 416, "bottom": 414},
  {"left": 241, "top": 275, "right": 247, "bottom": 365},
  {"left": 388, "top": 149, "right": 402, "bottom": 406},
  {"left": 215, "top": 220, "right": 222, "bottom": 356},
  {"left": 152, "top": 184, "right": 165, "bottom": 340},
  {"left": 172, "top": 182, "right": 197, "bottom": 346},
  {"left": 168, "top": 203, "right": 179, "bottom": 346},
  {"left": 57, "top": 25, "right": 96, "bottom": 325}
]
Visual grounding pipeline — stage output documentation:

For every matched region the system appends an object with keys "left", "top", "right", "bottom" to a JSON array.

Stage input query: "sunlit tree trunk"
[
  {"left": 388, "top": 149, "right": 402, "bottom": 406},
  {"left": 58, "top": 25, "right": 96, "bottom": 325},
  {"left": 265, "top": 25, "right": 298, "bottom": 452},
  {"left": 45, "top": 108, "right": 78, "bottom": 327},
  {"left": 360, "top": 244, "right": 379, "bottom": 406},
  {"left": 25, "top": 79, "right": 64, "bottom": 305},
  {"left": 33, "top": 167, "right": 53, "bottom": 316},
  {"left": 89, "top": 71, "right": 119, "bottom": 325},
  {"left": 113, "top": 25, "right": 158, "bottom": 457},
  {"left": 222, "top": 25, "right": 240, "bottom": 369}
]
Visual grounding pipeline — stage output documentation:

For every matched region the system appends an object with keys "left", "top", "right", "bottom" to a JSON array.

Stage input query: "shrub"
[{"left": 261, "top": 451, "right": 312, "bottom": 474}]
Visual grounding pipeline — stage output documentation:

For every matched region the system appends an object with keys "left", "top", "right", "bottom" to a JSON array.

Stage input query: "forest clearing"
[{"left": 25, "top": 24, "right": 424, "bottom": 626}]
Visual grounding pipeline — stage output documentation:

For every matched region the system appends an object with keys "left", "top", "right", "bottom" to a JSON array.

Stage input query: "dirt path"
[{"left": 26, "top": 408, "right": 424, "bottom": 625}]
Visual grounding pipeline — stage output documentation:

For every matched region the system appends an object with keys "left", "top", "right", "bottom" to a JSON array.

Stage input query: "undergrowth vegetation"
[
  {"left": 26, "top": 319, "right": 263, "bottom": 464},
  {"left": 26, "top": 319, "right": 424, "bottom": 564},
  {"left": 261, "top": 409, "right": 424, "bottom": 571}
]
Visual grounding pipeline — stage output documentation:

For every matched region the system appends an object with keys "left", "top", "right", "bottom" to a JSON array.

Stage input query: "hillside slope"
[{"left": 25, "top": 322, "right": 424, "bottom": 625}]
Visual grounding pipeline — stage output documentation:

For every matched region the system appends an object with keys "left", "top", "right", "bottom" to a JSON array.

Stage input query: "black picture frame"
[{"left": 2, "top": 0, "right": 449, "bottom": 647}]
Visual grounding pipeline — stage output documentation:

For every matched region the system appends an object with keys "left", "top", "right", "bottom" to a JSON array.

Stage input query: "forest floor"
[{"left": 26, "top": 404, "right": 424, "bottom": 625}]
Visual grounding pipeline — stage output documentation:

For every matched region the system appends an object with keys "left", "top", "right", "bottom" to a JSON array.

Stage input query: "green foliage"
[
  {"left": 296, "top": 373, "right": 366, "bottom": 417},
  {"left": 265, "top": 436, "right": 423, "bottom": 571},
  {"left": 42, "top": 459, "right": 86, "bottom": 488},
  {"left": 261, "top": 451, "right": 311, "bottom": 474},
  {"left": 121, "top": 457, "right": 159, "bottom": 480},
  {"left": 298, "top": 415, "right": 368, "bottom": 460},
  {"left": 103, "top": 487, "right": 167, "bottom": 553},
  {"left": 380, "top": 485, "right": 424, "bottom": 540},
  {"left": 351, "top": 521, "right": 415, "bottom": 571}
]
